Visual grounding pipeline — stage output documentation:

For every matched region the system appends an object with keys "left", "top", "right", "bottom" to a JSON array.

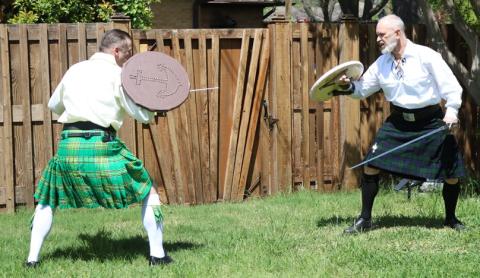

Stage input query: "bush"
[{"left": 7, "top": 0, "right": 161, "bottom": 29}]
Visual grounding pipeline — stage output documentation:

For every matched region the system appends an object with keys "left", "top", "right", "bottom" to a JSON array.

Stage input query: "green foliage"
[
  {"left": 428, "top": 0, "right": 479, "bottom": 33},
  {"left": 7, "top": 0, "right": 160, "bottom": 29},
  {"left": 453, "top": 0, "right": 479, "bottom": 32}
]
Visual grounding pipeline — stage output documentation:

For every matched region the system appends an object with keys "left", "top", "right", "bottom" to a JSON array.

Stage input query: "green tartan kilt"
[
  {"left": 34, "top": 130, "right": 152, "bottom": 209},
  {"left": 365, "top": 112, "right": 466, "bottom": 180}
]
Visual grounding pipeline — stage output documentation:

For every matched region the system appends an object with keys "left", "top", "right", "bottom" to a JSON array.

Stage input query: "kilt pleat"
[
  {"left": 34, "top": 130, "right": 152, "bottom": 209},
  {"left": 365, "top": 115, "right": 466, "bottom": 180}
]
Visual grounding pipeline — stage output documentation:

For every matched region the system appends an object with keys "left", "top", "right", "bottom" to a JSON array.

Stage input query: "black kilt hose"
[{"left": 364, "top": 104, "right": 466, "bottom": 180}]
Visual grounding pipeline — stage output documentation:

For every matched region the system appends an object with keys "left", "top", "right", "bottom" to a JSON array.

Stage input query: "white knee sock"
[
  {"left": 27, "top": 204, "right": 53, "bottom": 262},
  {"left": 142, "top": 194, "right": 166, "bottom": 258}
]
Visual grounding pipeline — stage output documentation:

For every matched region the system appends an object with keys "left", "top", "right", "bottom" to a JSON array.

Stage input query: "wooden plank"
[
  {"left": 171, "top": 33, "right": 195, "bottom": 204},
  {"left": 40, "top": 24, "right": 53, "bottom": 159},
  {"left": 149, "top": 118, "right": 179, "bottom": 204},
  {"left": 208, "top": 34, "right": 220, "bottom": 202},
  {"left": 196, "top": 31, "right": 211, "bottom": 202},
  {"left": 164, "top": 32, "right": 186, "bottom": 204},
  {"left": 218, "top": 39, "right": 241, "bottom": 199},
  {"left": 222, "top": 30, "right": 250, "bottom": 201},
  {"left": 232, "top": 29, "right": 262, "bottom": 200},
  {"left": 328, "top": 25, "right": 340, "bottom": 189},
  {"left": 273, "top": 23, "right": 293, "bottom": 192},
  {"left": 136, "top": 43, "right": 148, "bottom": 164},
  {"left": 300, "top": 23, "right": 310, "bottom": 188},
  {"left": 292, "top": 34, "right": 302, "bottom": 187},
  {"left": 259, "top": 81, "right": 272, "bottom": 196},
  {"left": 155, "top": 30, "right": 165, "bottom": 52},
  {"left": 19, "top": 25, "right": 35, "bottom": 208},
  {"left": 314, "top": 24, "right": 325, "bottom": 190},
  {"left": 184, "top": 32, "right": 203, "bottom": 204},
  {"left": 77, "top": 23, "right": 87, "bottom": 61},
  {"left": 267, "top": 24, "right": 279, "bottom": 194},
  {"left": 58, "top": 24, "right": 68, "bottom": 75},
  {"left": 339, "top": 22, "right": 360, "bottom": 189},
  {"left": 96, "top": 24, "right": 106, "bottom": 51},
  {"left": 366, "top": 25, "right": 378, "bottom": 157},
  {"left": 142, "top": 122, "right": 168, "bottom": 203},
  {"left": 0, "top": 25, "right": 15, "bottom": 212},
  {"left": 307, "top": 27, "right": 317, "bottom": 189},
  {"left": 237, "top": 30, "right": 270, "bottom": 197}
]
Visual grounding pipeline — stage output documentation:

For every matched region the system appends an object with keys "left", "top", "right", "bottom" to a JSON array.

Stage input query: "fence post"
[
  {"left": 268, "top": 22, "right": 293, "bottom": 193},
  {"left": 0, "top": 24, "right": 15, "bottom": 213},
  {"left": 110, "top": 13, "right": 131, "bottom": 32},
  {"left": 338, "top": 19, "right": 361, "bottom": 189}
]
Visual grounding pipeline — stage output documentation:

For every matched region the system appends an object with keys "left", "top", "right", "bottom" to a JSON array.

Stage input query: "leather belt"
[
  {"left": 390, "top": 104, "right": 441, "bottom": 122},
  {"left": 63, "top": 121, "right": 115, "bottom": 132},
  {"left": 62, "top": 121, "right": 116, "bottom": 142}
]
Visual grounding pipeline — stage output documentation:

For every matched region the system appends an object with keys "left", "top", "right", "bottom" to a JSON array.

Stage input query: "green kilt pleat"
[
  {"left": 34, "top": 130, "right": 152, "bottom": 209},
  {"left": 365, "top": 113, "right": 466, "bottom": 180}
]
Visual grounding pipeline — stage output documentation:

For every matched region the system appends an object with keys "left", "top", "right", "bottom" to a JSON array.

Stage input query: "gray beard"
[{"left": 381, "top": 40, "right": 397, "bottom": 54}]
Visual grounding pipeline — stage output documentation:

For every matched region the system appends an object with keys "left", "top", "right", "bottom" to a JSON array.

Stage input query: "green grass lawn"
[{"left": 1, "top": 189, "right": 479, "bottom": 277}]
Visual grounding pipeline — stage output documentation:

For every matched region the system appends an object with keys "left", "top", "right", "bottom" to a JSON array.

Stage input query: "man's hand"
[
  {"left": 336, "top": 74, "right": 351, "bottom": 86},
  {"left": 443, "top": 115, "right": 459, "bottom": 130},
  {"left": 332, "top": 74, "right": 354, "bottom": 96}
]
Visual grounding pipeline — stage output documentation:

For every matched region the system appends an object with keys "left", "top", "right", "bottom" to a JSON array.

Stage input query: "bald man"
[{"left": 337, "top": 14, "right": 466, "bottom": 233}]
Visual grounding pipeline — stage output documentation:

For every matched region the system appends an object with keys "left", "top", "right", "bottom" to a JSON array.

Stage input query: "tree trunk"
[{"left": 392, "top": 0, "right": 421, "bottom": 23}]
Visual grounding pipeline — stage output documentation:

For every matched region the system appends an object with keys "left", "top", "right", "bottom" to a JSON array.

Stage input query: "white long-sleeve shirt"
[
  {"left": 48, "top": 52, "right": 155, "bottom": 131},
  {"left": 351, "top": 40, "right": 462, "bottom": 119}
]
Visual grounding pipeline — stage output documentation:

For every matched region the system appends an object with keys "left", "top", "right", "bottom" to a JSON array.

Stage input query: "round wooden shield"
[
  {"left": 121, "top": 51, "right": 190, "bottom": 111},
  {"left": 309, "top": 61, "right": 364, "bottom": 102}
]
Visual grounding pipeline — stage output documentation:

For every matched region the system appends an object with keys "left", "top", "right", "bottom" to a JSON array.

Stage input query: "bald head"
[{"left": 378, "top": 14, "right": 405, "bottom": 33}]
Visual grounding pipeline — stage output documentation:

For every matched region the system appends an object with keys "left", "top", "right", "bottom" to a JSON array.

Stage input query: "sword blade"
[{"left": 350, "top": 124, "right": 448, "bottom": 170}]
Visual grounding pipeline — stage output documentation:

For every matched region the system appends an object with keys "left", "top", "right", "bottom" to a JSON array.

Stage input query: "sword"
[{"left": 350, "top": 124, "right": 449, "bottom": 170}]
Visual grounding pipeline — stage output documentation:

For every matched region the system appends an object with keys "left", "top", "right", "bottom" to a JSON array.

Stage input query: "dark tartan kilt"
[
  {"left": 34, "top": 130, "right": 152, "bottom": 209},
  {"left": 364, "top": 108, "right": 466, "bottom": 180}
]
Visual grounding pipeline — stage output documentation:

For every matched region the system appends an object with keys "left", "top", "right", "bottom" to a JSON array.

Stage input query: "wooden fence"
[{"left": 0, "top": 19, "right": 478, "bottom": 213}]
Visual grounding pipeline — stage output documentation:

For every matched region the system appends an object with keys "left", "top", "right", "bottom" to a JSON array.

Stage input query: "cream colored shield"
[{"left": 309, "top": 61, "right": 364, "bottom": 102}]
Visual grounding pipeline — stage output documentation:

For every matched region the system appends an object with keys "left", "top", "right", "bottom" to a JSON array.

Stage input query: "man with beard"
[{"left": 335, "top": 14, "right": 466, "bottom": 233}]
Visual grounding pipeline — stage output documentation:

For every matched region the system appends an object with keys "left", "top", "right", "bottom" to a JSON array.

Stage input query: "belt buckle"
[{"left": 402, "top": 112, "right": 415, "bottom": 122}]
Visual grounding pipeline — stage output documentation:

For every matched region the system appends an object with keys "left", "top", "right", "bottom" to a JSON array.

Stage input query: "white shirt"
[
  {"left": 351, "top": 40, "right": 462, "bottom": 119},
  {"left": 48, "top": 52, "right": 155, "bottom": 131}
]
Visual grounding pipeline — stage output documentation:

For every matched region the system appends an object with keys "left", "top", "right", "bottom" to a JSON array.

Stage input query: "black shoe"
[
  {"left": 149, "top": 255, "right": 173, "bottom": 266},
  {"left": 25, "top": 261, "right": 39, "bottom": 268},
  {"left": 444, "top": 218, "right": 466, "bottom": 231},
  {"left": 344, "top": 217, "right": 373, "bottom": 234}
]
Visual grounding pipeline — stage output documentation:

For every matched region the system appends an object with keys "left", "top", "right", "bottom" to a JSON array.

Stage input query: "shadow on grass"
[
  {"left": 316, "top": 215, "right": 444, "bottom": 229},
  {"left": 46, "top": 229, "right": 202, "bottom": 262}
]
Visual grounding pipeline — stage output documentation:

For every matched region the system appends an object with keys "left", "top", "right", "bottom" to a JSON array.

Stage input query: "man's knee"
[{"left": 364, "top": 166, "right": 380, "bottom": 176}]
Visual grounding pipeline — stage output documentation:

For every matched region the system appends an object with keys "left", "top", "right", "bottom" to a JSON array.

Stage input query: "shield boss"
[{"left": 121, "top": 51, "right": 190, "bottom": 111}]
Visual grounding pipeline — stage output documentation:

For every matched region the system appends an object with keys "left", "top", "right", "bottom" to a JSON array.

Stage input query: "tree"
[
  {"left": 418, "top": 0, "right": 480, "bottom": 104},
  {"left": 301, "top": 0, "right": 389, "bottom": 22},
  {"left": 4, "top": 0, "right": 161, "bottom": 29}
]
